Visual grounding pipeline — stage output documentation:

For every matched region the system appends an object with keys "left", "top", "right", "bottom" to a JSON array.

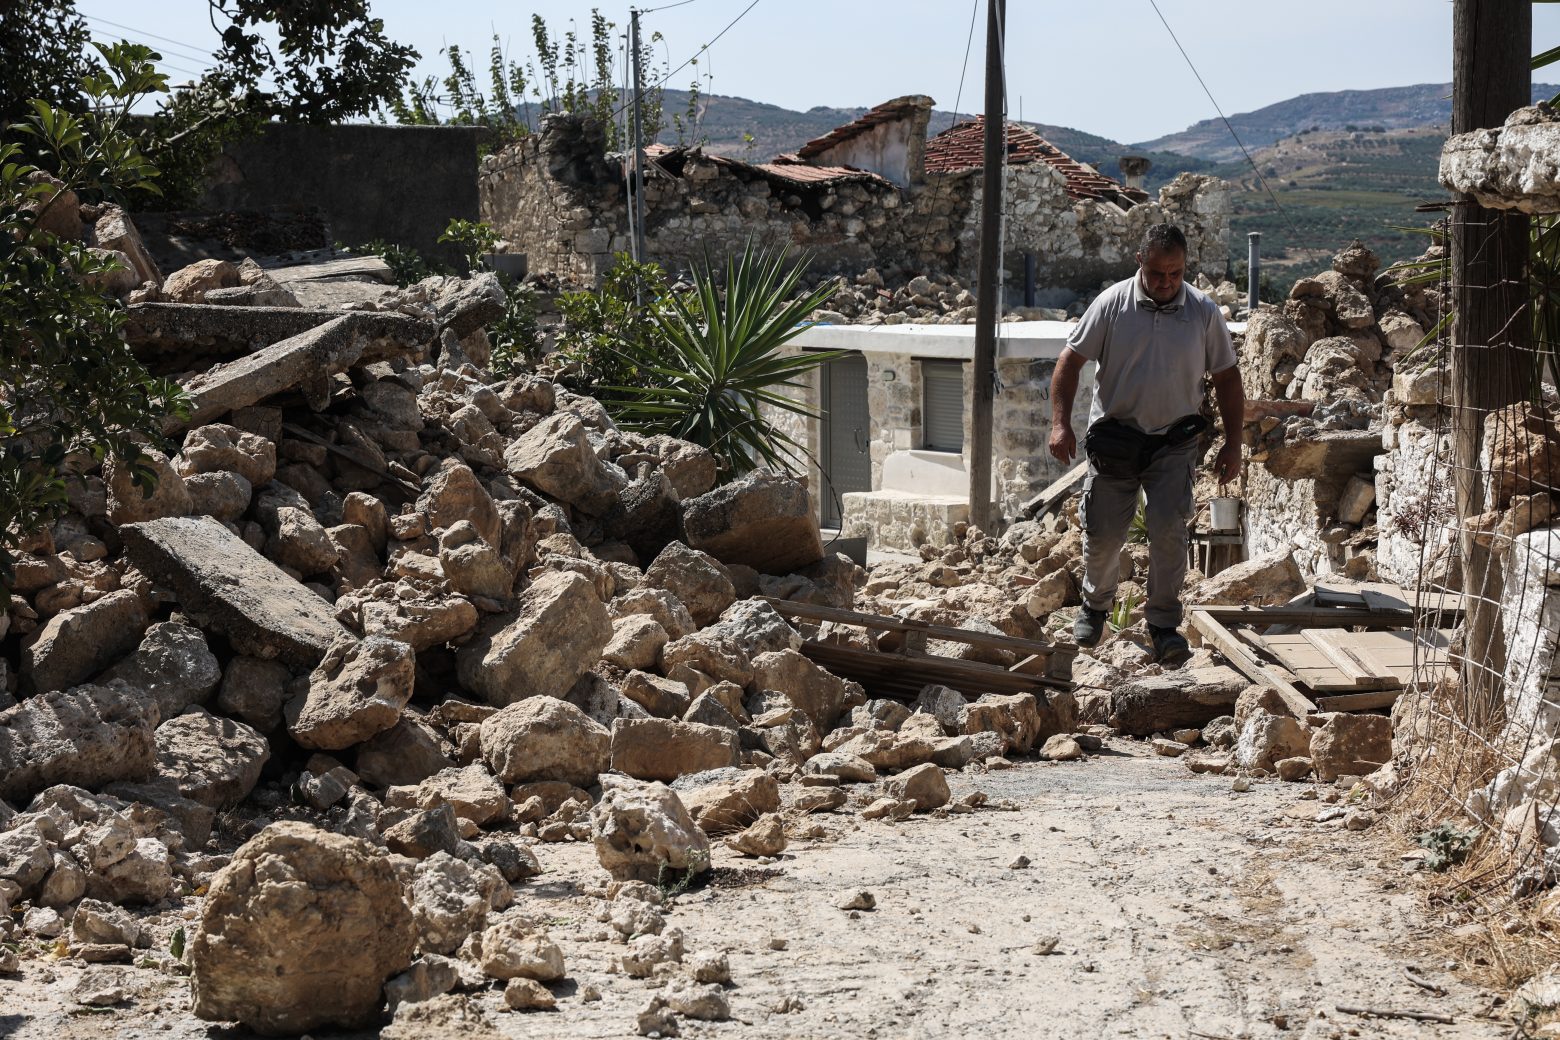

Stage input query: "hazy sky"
[{"left": 74, "top": 0, "right": 1560, "bottom": 143}]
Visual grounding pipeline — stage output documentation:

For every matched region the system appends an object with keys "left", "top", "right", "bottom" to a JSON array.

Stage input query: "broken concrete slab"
[
  {"left": 162, "top": 313, "right": 434, "bottom": 433},
  {"left": 126, "top": 303, "right": 432, "bottom": 362},
  {"left": 681, "top": 472, "right": 825, "bottom": 575},
  {"left": 120, "top": 516, "right": 351, "bottom": 669}
]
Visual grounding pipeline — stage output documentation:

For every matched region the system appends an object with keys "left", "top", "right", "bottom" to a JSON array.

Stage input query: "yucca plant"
[{"left": 609, "top": 239, "right": 843, "bottom": 479}]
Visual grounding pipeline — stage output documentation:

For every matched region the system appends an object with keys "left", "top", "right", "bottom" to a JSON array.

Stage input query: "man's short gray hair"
[{"left": 1140, "top": 223, "right": 1187, "bottom": 257}]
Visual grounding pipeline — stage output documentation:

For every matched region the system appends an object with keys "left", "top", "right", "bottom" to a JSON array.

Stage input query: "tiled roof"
[
  {"left": 796, "top": 95, "right": 934, "bottom": 160},
  {"left": 644, "top": 145, "right": 889, "bottom": 189},
  {"left": 924, "top": 117, "right": 1150, "bottom": 205}
]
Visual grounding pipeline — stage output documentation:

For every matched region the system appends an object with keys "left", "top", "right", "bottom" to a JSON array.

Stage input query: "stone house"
[{"left": 479, "top": 96, "right": 1230, "bottom": 294}]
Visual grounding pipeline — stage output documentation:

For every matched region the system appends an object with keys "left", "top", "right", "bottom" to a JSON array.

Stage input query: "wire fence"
[{"left": 1390, "top": 209, "right": 1560, "bottom": 960}]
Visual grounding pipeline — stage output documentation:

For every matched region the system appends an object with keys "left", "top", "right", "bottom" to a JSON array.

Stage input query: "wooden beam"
[
  {"left": 1020, "top": 459, "right": 1088, "bottom": 517},
  {"left": 766, "top": 597, "right": 1069, "bottom": 659},
  {"left": 1190, "top": 605, "right": 1414, "bottom": 628},
  {"left": 1314, "top": 690, "right": 1403, "bottom": 713},
  {"left": 1189, "top": 609, "right": 1317, "bottom": 716},
  {"left": 799, "top": 641, "right": 1071, "bottom": 700}
]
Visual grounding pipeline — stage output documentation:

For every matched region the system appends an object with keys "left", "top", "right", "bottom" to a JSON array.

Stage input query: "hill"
[{"left": 1134, "top": 82, "right": 1558, "bottom": 163}]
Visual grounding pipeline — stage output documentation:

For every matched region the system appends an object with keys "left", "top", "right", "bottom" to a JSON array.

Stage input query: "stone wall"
[
  {"left": 481, "top": 113, "right": 1230, "bottom": 292},
  {"left": 199, "top": 123, "right": 487, "bottom": 268}
]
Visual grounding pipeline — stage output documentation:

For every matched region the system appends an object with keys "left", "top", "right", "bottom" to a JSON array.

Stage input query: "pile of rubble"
[
  {"left": 1, "top": 223, "right": 1077, "bottom": 1033},
  {"left": 806, "top": 267, "right": 1245, "bottom": 328}
]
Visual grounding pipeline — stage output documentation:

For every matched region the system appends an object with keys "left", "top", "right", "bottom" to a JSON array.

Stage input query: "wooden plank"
[
  {"left": 1314, "top": 690, "right": 1404, "bottom": 712},
  {"left": 1258, "top": 633, "right": 1386, "bottom": 692},
  {"left": 1313, "top": 582, "right": 1369, "bottom": 609},
  {"left": 766, "top": 598, "right": 1065, "bottom": 658},
  {"left": 1324, "top": 628, "right": 1453, "bottom": 685},
  {"left": 798, "top": 641, "right": 1071, "bottom": 698},
  {"left": 1302, "top": 629, "right": 1396, "bottom": 684},
  {"left": 1189, "top": 609, "right": 1318, "bottom": 716},
  {"left": 1191, "top": 605, "right": 1412, "bottom": 628},
  {"left": 1020, "top": 459, "right": 1088, "bottom": 517}
]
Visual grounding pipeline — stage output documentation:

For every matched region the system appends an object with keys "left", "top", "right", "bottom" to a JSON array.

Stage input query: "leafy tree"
[
  {"left": 1, "top": 42, "right": 187, "bottom": 586},
  {"left": 0, "top": 0, "right": 95, "bottom": 126}
]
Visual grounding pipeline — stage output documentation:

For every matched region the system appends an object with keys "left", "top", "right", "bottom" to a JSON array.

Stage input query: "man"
[{"left": 1047, "top": 223, "right": 1244, "bottom": 667}]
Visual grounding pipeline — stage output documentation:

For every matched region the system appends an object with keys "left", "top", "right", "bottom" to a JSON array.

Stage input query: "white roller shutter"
[{"left": 922, "top": 360, "right": 966, "bottom": 453}]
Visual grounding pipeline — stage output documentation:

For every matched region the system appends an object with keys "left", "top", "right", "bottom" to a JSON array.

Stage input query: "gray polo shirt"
[{"left": 1065, "top": 275, "right": 1237, "bottom": 435}]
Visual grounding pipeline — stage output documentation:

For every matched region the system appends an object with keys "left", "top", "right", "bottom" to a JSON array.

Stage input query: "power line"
[
  {"left": 637, "top": 0, "right": 700, "bottom": 12},
  {"left": 610, "top": 0, "right": 763, "bottom": 121},
  {"left": 1146, "top": 0, "right": 1301, "bottom": 241},
  {"left": 91, "top": 37, "right": 211, "bottom": 81},
  {"left": 81, "top": 13, "right": 220, "bottom": 65},
  {"left": 912, "top": 0, "right": 981, "bottom": 263}
]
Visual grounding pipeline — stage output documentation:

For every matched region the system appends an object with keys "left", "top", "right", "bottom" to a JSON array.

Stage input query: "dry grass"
[{"left": 1384, "top": 681, "right": 1560, "bottom": 996}]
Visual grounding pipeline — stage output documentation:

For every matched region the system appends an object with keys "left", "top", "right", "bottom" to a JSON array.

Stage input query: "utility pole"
[
  {"left": 629, "top": 8, "right": 647, "bottom": 264},
  {"left": 969, "top": 0, "right": 1005, "bottom": 534},
  {"left": 1450, "top": 0, "right": 1530, "bottom": 726}
]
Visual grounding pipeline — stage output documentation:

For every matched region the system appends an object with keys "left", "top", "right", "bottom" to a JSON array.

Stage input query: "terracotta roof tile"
[
  {"left": 645, "top": 146, "right": 888, "bottom": 189},
  {"left": 924, "top": 117, "right": 1150, "bottom": 205},
  {"left": 797, "top": 95, "right": 933, "bottom": 160}
]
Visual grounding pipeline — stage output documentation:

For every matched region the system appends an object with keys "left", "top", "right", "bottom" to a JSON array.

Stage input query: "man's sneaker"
[
  {"left": 1073, "top": 607, "right": 1108, "bottom": 648},
  {"left": 1150, "top": 624, "right": 1191, "bottom": 668}
]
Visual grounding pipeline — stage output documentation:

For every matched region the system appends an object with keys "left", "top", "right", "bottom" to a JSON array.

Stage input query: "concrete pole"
[
  {"left": 629, "top": 9, "right": 647, "bottom": 264},
  {"left": 1246, "top": 232, "right": 1260, "bottom": 313},
  {"left": 969, "top": 0, "right": 1005, "bottom": 534}
]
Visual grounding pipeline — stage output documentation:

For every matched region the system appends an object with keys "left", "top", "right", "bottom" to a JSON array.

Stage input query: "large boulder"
[
  {"left": 1235, "top": 710, "right": 1312, "bottom": 771},
  {"left": 1108, "top": 665, "right": 1247, "bottom": 737},
  {"left": 1189, "top": 550, "right": 1305, "bottom": 607},
  {"left": 590, "top": 777, "right": 711, "bottom": 884},
  {"left": 681, "top": 472, "right": 824, "bottom": 574},
  {"left": 163, "top": 258, "right": 239, "bottom": 303},
  {"left": 456, "top": 571, "right": 612, "bottom": 705},
  {"left": 102, "top": 621, "right": 221, "bottom": 720},
  {"left": 749, "top": 649, "right": 852, "bottom": 733},
  {"left": 0, "top": 681, "right": 158, "bottom": 803},
  {"left": 120, "top": 517, "right": 351, "bottom": 668},
  {"left": 418, "top": 461, "right": 500, "bottom": 547},
  {"left": 191, "top": 822, "right": 416, "bottom": 1034},
  {"left": 356, "top": 716, "right": 456, "bottom": 788},
  {"left": 610, "top": 718, "right": 741, "bottom": 782},
  {"left": 285, "top": 636, "right": 415, "bottom": 751},
  {"left": 154, "top": 709, "right": 270, "bottom": 809},
  {"left": 105, "top": 448, "right": 191, "bottom": 525},
  {"left": 958, "top": 691, "right": 1072, "bottom": 756},
  {"left": 673, "top": 768, "right": 781, "bottom": 834},
  {"left": 479, "top": 696, "right": 609, "bottom": 788},
  {"left": 643, "top": 542, "right": 735, "bottom": 628},
  {"left": 176, "top": 423, "right": 276, "bottom": 487},
  {"left": 1309, "top": 712, "right": 1393, "bottom": 782},
  {"left": 504, "top": 412, "right": 625, "bottom": 515},
  {"left": 21, "top": 589, "right": 147, "bottom": 694}
]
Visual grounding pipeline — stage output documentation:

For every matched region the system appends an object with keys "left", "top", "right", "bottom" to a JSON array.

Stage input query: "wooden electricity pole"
[
  {"left": 969, "top": 0, "right": 1005, "bottom": 533},
  {"left": 1450, "top": 0, "right": 1531, "bottom": 725}
]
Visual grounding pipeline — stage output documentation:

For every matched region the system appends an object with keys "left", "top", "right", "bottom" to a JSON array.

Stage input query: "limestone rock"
[
  {"left": 1189, "top": 550, "right": 1305, "bottom": 606},
  {"left": 0, "top": 681, "right": 157, "bottom": 803},
  {"left": 1109, "top": 666, "right": 1247, "bottom": 737},
  {"left": 155, "top": 709, "right": 270, "bottom": 808},
  {"left": 105, "top": 448, "right": 191, "bottom": 525},
  {"left": 591, "top": 777, "right": 711, "bottom": 884},
  {"left": 418, "top": 461, "right": 500, "bottom": 547},
  {"left": 456, "top": 571, "right": 612, "bottom": 705},
  {"left": 163, "top": 258, "right": 239, "bottom": 303},
  {"left": 1309, "top": 712, "right": 1393, "bottom": 782},
  {"left": 504, "top": 412, "right": 625, "bottom": 515},
  {"left": 643, "top": 542, "right": 735, "bottom": 627},
  {"left": 416, "top": 764, "right": 507, "bottom": 827},
  {"left": 1235, "top": 709, "right": 1312, "bottom": 772},
  {"left": 681, "top": 472, "right": 825, "bottom": 574},
  {"left": 611, "top": 718, "right": 741, "bottom": 782},
  {"left": 191, "top": 822, "right": 416, "bottom": 1034},
  {"left": 22, "top": 589, "right": 147, "bottom": 694},
  {"left": 750, "top": 649, "right": 853, "bottom": 733},
  {"left": 603, "top": 614, "right": 670, "bottom": 672},
  {"left": 176, "top": 423, "right": 277, "bottom": 487},
  {"left": 216, "top": 656, "right": 292, "bottom": 732},
  {"left": 478, "top": 916, "right": 565, "bottom": 982},
  {"left": 885, "top": 762, "right": 951, "bottom": 811},
  {"left": 102, "top": 621, "right": 221, "bottom": 720},
  {"left": 673, "top": 767, "right": 781, "bottom": 834},
  {"left": 410, "top": 853, "right": 492, "bottom": 955},
  {"left": 610, "top": 587, "right": 698, "bottom": 640},
  {"left": 479, "top": 696, "right": 609, "bottom": 788},
  {"left": 358, "top": 716, "right": 456, "bottom": 788},
  {"left": 286, "top": 636, "right": 415, "bottom": 751}
]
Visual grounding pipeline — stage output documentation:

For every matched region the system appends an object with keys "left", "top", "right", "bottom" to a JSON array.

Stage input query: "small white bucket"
[{"left": 1209, "top": 496, "right": 1242, "bottom": 532}]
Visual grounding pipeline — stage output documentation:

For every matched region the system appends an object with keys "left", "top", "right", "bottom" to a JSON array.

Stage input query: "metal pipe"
[
  {"left": 1246, "top": 231, "right": 1261, "bottom": 314},
  {"left": 629, "top": 9, "right": 647, "bottom": 264}
]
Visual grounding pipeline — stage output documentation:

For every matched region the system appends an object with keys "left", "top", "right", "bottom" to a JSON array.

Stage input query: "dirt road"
[{"left": 0, "top": 742, "right": 1506, "bottom": 1040}]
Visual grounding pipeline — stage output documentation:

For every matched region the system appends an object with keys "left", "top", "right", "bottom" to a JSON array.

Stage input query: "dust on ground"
[{"left": 0, "top": 741, "right": 1506, "bottom": 1040}]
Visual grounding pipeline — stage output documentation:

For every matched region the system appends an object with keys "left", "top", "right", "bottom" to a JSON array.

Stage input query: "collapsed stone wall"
[{"left": 480, "top": 113, "right": 1230, "bottom": 293}]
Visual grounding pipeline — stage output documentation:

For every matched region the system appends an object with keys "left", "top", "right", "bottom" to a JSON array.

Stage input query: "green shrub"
[{"left": 1, "top": 42, "right": 187, "bottom": 588}]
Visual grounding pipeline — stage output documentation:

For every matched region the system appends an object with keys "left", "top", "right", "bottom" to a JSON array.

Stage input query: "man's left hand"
[{"left": 1213, "top": 440, "right": 1242, "bottom": 484}]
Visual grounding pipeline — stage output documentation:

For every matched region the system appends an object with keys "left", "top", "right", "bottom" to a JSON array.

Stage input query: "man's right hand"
[{"left": 1049, "top": 425, "right": 1076, "bottom": 464}]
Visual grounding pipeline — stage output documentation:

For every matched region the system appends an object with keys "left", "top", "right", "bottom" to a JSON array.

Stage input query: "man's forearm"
[
  {"left": 1213, "top": 369, "right": 1245, "bottom": 441},
  {"left": 1050, "top": 349, "right": 1083, "bottom": 429}
]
